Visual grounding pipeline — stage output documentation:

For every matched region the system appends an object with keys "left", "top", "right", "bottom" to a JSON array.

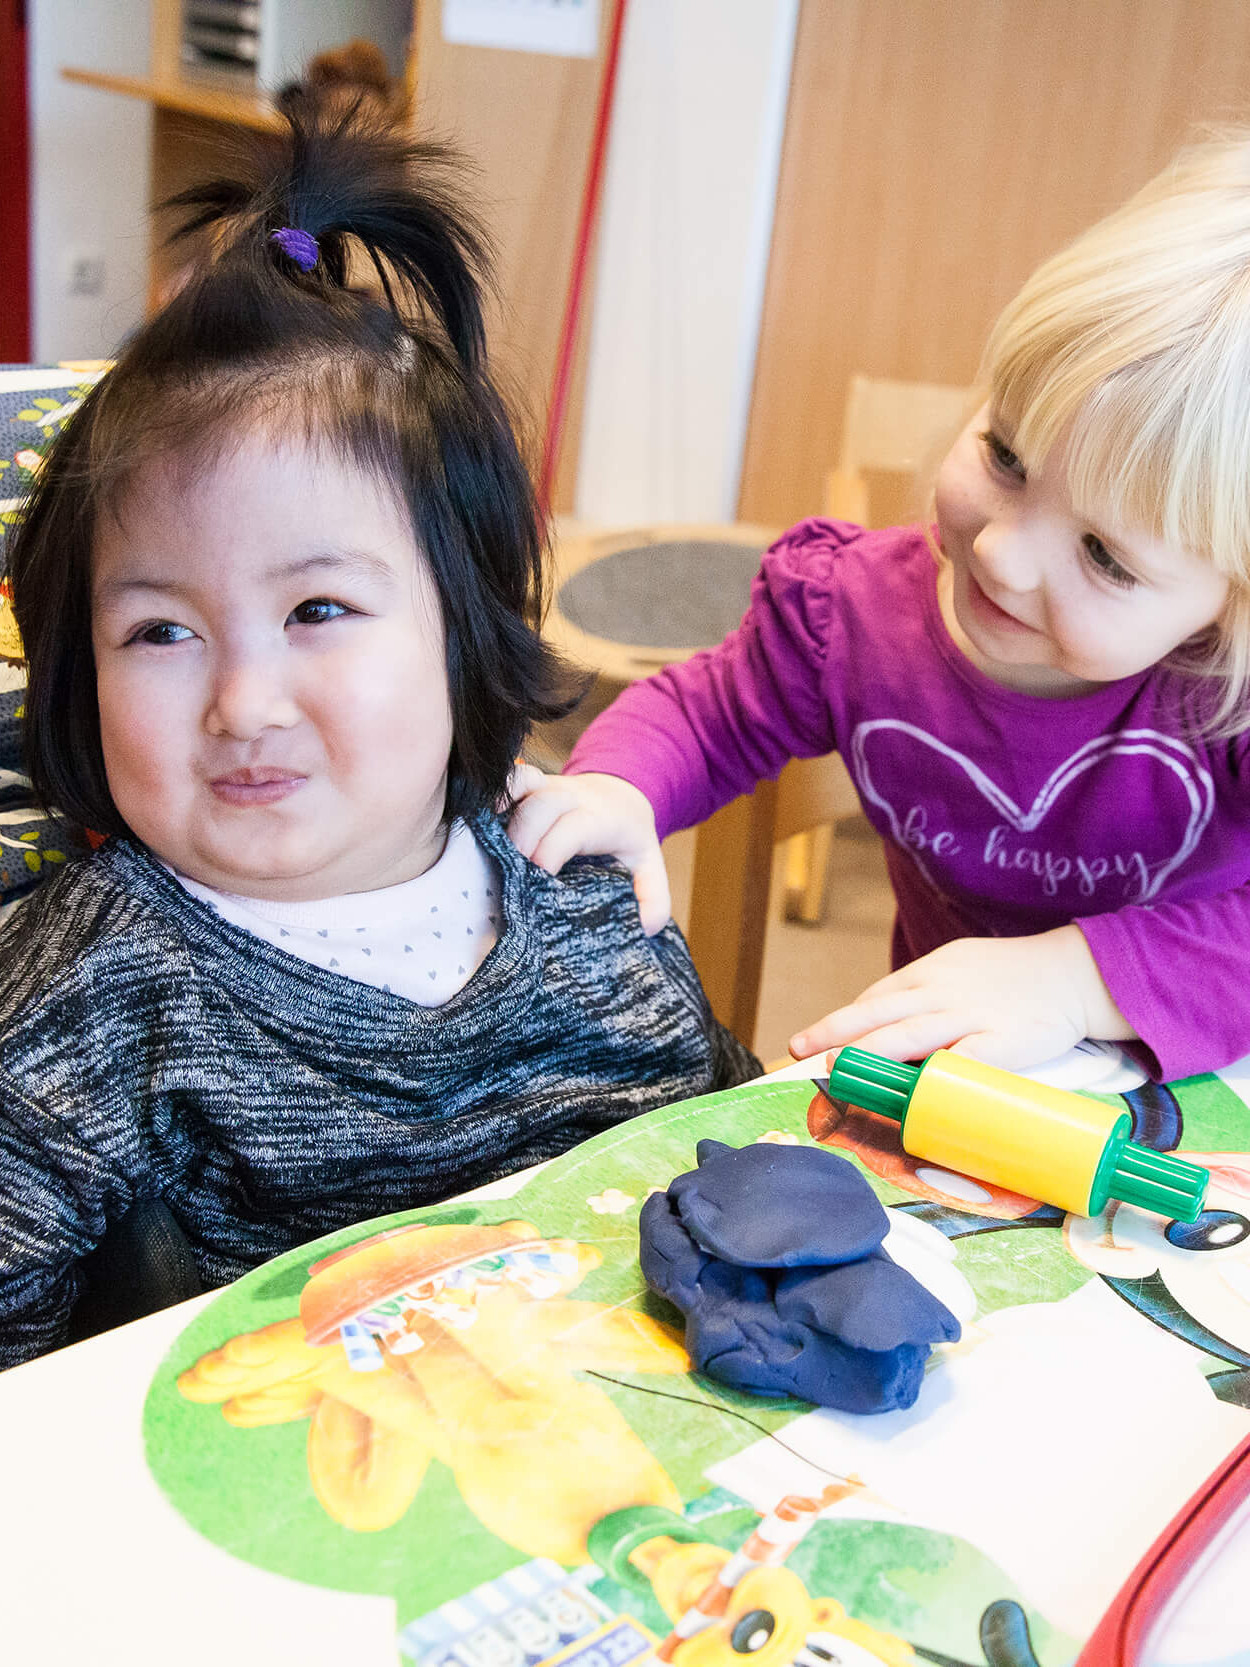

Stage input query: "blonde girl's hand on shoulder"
[
  {"left": 506, "top": 764, "right": 672, "bottom": 935},
  {"left": 789, "top": 926, "right": 1135, "bottom": 1072}
]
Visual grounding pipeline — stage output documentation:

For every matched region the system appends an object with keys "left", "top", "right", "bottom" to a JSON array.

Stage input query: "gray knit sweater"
[{"left": 0, "top": 814, "right": 758, "bottom": 1366}]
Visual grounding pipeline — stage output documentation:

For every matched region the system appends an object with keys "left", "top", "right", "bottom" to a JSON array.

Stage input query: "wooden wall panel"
[
  {"left": 62, "top": 1, "right": 600, "bottom": 499},
  {"left": 739, "top": 0, "right": 1250, "bottom": 528},
  {"left": 412, "top": 8, "right": 604, "bottom": 508}
]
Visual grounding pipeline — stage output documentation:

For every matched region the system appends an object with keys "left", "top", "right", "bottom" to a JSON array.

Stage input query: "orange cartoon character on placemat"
[
  {"left": 177, "top": 1219, "right": 687, "bottom": 1561},
  {"left": 580, "top": 1485, "right": 1044, "bottom": 1667},
  {"left": 808, "top": 1088, "right": 1040, "bottom": 1219}
]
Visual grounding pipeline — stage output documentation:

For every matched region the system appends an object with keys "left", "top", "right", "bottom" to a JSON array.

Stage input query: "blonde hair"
[{"left": 983, "top": 129, "right": 1250, "bottom": 732}]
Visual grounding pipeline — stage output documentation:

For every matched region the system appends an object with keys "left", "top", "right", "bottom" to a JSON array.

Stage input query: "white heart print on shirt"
[{"left": 849, "top": 720, "right": 1215, "bottom": 908}]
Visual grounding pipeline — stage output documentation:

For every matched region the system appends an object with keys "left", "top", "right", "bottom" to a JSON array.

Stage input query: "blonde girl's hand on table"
[
  {"left": 789, "top": 925, "right": 1136, "bottom": 1071},
  {"left": 506, "top": 765, "right": 672, "bottom": 935}
]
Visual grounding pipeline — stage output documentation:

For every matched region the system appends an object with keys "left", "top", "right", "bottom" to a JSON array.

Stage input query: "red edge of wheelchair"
[{"left": 1074, "top": 1433, "right": 1250, "bottom": 1664}]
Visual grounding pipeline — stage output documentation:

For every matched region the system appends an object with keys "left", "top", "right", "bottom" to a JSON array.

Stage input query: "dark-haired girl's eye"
[
  {"left": 1165, "top": 1209, "right": 1250, "bottom": 1252},
  {"left": 1081, "top": 533, "right": 1137, "bottom": 589},
  {"left": 980, "top": 429, "right": 1025, "bottom": 481},
  {"left": 130, "top": 621, "right": 193, "bottom": 647},
  {"left": 288, "top": 598, "right": 349, "bottom": 627}
]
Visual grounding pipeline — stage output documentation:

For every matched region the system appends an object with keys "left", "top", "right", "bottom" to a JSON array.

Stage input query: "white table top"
[{"left": 2, "top": 1049, "right": 1249, "bottom": 1664}]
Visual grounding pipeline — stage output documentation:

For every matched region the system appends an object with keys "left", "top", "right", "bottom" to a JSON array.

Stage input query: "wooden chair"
[
  {"left": 824, "top": 373, "right": 977, "bottom": 529},
  {"left": 544, "top": 520, "right": 792, "bottom": 1049},
  {"left": 686, "top": 375, "right": 974, "bottom": 1049},
  {"left": 685, "top": 754, "right": 859, "bottom": 1049},
  {"left": 545, "top": 520, "right": 781, "bottom": 686},
  {"left": 542, "top": 517, "right": 863, "bottom": 1049},
  {"left": 778, "top": 375, "right": 977, "bottom": 926},
  {"left": 545, "top": 378, "right": 972, "bottom": 1050}
]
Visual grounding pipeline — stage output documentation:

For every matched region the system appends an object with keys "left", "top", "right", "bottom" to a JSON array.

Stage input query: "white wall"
[
  {"left": 29, "top": 0, "right": 152, "bottom": 363},
  {"left": 574, "top": 0, "right": 799, "bottom": 526}
]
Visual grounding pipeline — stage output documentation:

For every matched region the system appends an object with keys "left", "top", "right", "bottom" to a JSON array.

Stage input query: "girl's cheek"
[
  {"left": 933, "top": 479, "right": 968, "bottom": 548},
  {"left": 100, "top": 657, "right": 191, "bottom": 766},
  {"left": 933, "top": 445, "right": 979, "bottom": 528}
]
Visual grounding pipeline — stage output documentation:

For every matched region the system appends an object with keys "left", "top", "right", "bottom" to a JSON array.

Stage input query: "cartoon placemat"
[{"left": 145, "top": 1064, "right": 1250, "bottom": 1666}]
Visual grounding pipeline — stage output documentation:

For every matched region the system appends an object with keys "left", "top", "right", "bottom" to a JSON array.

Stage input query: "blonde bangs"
[
  {"left": 980, "top": 131, "right": 1250, "bottom": 733},
  {"left": 988, "top": 291, "right": 1250, "bottom": 588}
]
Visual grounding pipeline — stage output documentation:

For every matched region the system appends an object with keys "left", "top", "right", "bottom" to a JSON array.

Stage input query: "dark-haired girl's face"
[{"left": 91, "top": 430, "right": 454, "bottom": 899}]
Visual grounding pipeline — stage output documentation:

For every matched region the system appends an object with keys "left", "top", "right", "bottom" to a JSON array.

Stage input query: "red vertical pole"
[
  {"left": 538, "top": 0, "right": 629, "bottom": 513},
  {"left": 0, "top": 0, "right": 31, "bottom": 362}
]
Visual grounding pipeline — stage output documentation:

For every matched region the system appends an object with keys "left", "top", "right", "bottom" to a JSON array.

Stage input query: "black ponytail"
[
  {"left": 10, "top": 108, "right": 581, "bottom": 836},
  {"left": 166, "top": 111, "right": 491, "bottom": 371}
]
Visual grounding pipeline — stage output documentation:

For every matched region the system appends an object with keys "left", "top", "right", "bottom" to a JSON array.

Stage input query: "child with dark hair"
[
  {"left": 0, "top": 113, "right": 757, "bottom": 1368},
  {"left": 275, "top": 37, "right": 411, "bottom": 127}
]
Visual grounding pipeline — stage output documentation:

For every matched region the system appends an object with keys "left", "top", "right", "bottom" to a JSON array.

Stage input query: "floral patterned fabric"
[
  {"left": 0, "top": 685, "right": 87, "bottom": 912},
  {"left": 0, "top": 369, "right": 104, "bottom": 906},
  {"left": 0, "top": 365, "right": 108, "bottom": 578}
]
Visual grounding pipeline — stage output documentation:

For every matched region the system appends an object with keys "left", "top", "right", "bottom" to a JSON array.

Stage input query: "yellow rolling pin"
[{"left": 826, "top": 1046, "right": 1209, "bottom": 1221}]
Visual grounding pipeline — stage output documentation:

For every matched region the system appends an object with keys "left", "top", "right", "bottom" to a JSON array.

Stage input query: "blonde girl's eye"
[
  {"left": 128, "top": 621, "right": 194, "bottom": 647},
  {"left": 979, "top": 428, "right": 1025, "bottom": 481},
  {"left": 1081, "top": 533, "right": 1137, "bottom": 589},
  {"left": 288, "top": 597, "right": 350, "bottom": 627}
]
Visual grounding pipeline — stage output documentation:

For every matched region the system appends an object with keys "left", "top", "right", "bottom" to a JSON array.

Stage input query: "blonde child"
[
  {"left": 511, "top": 131, "right": 1250, "bottom": 1083},
  {"left": 0, "top": 114, "right": 756, "bottom": 1367}
]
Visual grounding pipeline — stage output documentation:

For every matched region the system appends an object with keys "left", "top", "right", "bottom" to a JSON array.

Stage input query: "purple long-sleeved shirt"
[{"left": 567, "top": 519, "right": 1250, "bottom": 1080}]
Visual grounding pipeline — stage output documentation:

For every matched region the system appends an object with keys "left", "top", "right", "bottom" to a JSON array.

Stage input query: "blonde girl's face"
[
  {"left": 933, "top": 406, "right": 1231, "bottom": 694},
  {"left": 91, "top": 430, "right": 454, "bottom": 900}
]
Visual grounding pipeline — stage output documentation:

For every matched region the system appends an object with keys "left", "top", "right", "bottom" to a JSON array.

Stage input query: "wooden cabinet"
[
  {"left": 61, "top": 0, "right": 605, "bottom": 506},
  {"left": 67, "top": 0, "right": 1250, "bottom": 526}
]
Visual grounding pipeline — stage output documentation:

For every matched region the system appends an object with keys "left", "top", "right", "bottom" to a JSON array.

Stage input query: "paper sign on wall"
[{"left": 442, "top": 0, "right": 598, "bottom": 58}]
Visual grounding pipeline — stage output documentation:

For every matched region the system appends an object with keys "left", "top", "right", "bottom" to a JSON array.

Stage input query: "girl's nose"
[
  {"left": 972, "top": 518, "right": 1041, "bottom": 595},
  {"left": 204, "top": 654, "right": 300, "bottom": 741}
]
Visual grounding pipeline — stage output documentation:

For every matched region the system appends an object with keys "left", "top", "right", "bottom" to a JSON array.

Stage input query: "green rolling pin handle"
[
  {"left": 828, "top": 1046, "right": 1210, "bottom": 1223},
  {"left": 826, "top": 1049, "right": 915, "bottom": 1123},
  {"left": 1092, "top": 1127, "right": 1208, "bottom": 1222}
]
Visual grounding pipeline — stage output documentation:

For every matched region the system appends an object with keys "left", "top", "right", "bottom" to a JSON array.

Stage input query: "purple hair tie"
[{"left": 270, "top": 227, "right": 319, "bottom": 272}]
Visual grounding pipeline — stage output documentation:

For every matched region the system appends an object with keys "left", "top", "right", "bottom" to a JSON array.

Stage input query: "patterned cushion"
[
  {"left": 0, "top": 685, "right": 88, "bottom": 910},
  {"left": 0, "top": 364, "right": 110, "bottom": 594},
  {"left": 0, "top": 368, "right": 106, "bottom": 907}
]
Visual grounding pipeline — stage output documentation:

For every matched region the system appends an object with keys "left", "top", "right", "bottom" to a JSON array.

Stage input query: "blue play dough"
[
  {"left": 776, "top": 1254, "right": 961, "bottom": 1352},
  {"left": 670, "top": 1139, "right": 890, "bottom": 1266},
  {"left": 638, "top": 1142, "right": 960, "bottom": 1414}
]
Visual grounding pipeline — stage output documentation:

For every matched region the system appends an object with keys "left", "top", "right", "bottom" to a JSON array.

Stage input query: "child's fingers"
[
  {"left": 945, "top": 1030, "right": 1024, "bottom": 1068},
  {"left": 789, "top": 1012, "right": 855, "bottom": 1058},
  {"left": 507, "top": 785, "right": 576, "bottom": 861},
  {"left": 831, "top": 1013, "right": 967, "bottom": 1063},
  {"left": 945, "top": 1025, "right": 1078, "bottom": 1071},
  {"left": 806, "top": 1011, "right": 1075, "bottom": 1072},
  {"left": 506, "top": 761, "right": 550, "bottom": 801},
  {"left": 504, "top": 766, "right": 667, "bottom": 923},
  {"left": 499, "top": 759, "right": 552, "bottom": 818},
  {"left": 526, "top": 808, "right": 611, "bottom": 876},
  {"left": 631, "top": 847, "right": 672, "bottom": 936},
  {"left": 789, "top": 986, "right": 929, "bottom": 1058}
]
